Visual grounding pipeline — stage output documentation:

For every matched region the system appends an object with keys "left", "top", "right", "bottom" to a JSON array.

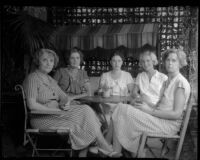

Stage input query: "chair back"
[
  {"left": 173, "top": 91, "right": 193, "bottom": 160},
  {"left": 15, "top": 84, "right": 29, "bottom": 145},
  {"left": 178, "top": 92, "right": 193, "bottom": 137}
]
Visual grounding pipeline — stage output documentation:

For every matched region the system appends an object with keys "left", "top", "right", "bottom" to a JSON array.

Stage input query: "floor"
[{"left": 1, "top": 124, "right": 197, "bottom": 159}]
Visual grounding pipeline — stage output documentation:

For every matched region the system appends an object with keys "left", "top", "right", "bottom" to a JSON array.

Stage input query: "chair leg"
[
  {"left": 27, "top": 134, "right": 39, "bottom": 157},
  {"left": 137, "top": 134, "right": 147, "bottom": 158},
  {"left": 175, "top": 138, "right": 184, "bottom": 160},
  {"left": 160, "top": 139, "right": 169, "bottom": 157}
]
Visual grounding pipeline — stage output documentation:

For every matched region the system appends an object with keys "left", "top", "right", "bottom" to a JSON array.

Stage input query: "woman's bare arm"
[
  {"left": 27, "top": 98, "right": 61, "bottom": 111},
  {"left": 143, "top": 88, "right": 186, "bottom": 120}
]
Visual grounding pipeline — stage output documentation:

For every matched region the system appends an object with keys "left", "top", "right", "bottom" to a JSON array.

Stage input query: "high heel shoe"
[{"left": 98, "top": 148, "right": 122, "bottom": 157}]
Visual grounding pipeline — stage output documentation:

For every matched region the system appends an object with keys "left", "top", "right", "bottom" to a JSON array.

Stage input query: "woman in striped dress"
[
  {"left": 111, "top": 48, "right": 191, "bottom": 157},
  {"left": 23, "top": 48, "right": 116, "bottom": 157}
]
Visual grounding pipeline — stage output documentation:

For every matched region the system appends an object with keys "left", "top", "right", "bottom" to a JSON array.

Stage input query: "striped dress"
[
  {"left": 112, "top": 73, "right": 191, "bottom": 153},
  {"left": 23, "top": 70, "right": 101, "bottom": 150}
]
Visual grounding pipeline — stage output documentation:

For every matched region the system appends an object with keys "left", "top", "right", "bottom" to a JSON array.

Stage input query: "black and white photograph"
[{"left": 1, "top": 4, "right": 198, "bottom": 159}]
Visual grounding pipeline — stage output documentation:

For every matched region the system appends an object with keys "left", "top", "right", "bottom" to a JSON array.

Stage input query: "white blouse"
[
  {"left": 100, "top": 70, "right": 134, "bottom": 96},
  {"left": 135, "top": 70, "right": 168, "bottom": 104}
]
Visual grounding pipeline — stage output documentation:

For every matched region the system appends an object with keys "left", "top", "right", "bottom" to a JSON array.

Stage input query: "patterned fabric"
[
  {"left": 52, "top": 24, "right": 158, "bottom": 50},
  {"left": 23, "top": 70, "right": 101, "bottom": 150},
  {"left": 112, "top": 73, "right": 191, "bottom": 153},
  {"left": 135, "top": 70, "right": 168, "bottom": 104},
  {"left": 99, "top": 70, "right": 134, "bottom": 96},
  {"left": 53, "top": 67, "right": 89, "bottom": 95}
]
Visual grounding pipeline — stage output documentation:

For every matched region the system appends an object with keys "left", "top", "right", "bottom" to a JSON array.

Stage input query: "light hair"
[
  {"left": 33, "top": 48, "right": 59, "bottom": 68},
  {"left": 162, "top": 48, "right": 187, "bottom": 68},
  {"left": 139, "top": 51, "right": 158, "bottom": 67}
]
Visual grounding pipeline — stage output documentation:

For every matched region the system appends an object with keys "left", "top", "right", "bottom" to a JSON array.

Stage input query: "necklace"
[{"left": 36, "top": 70, "right": 56, "bottom": 96}]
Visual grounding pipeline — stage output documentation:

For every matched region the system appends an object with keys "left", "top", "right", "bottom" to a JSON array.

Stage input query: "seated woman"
[
  {"left": 53, "top": 47, "right": 91, "bottom": 99},
  {"left": 99, "top": 50, "right": 134, "bottom": 98},
  {"left": 98, "top": 50, "right": 134, "bottom": 143},
  {"left": 105, "top": 44, "right": 167, "bottom": 145},
  {"left": 131, "top": 43, "right": 168, "bottom": 107},
  {"left": 111, "top": 48, "right": 191, "bottom": 157},
  {"left": 23, "top": 48, "right": 118, "bottom": 157}
]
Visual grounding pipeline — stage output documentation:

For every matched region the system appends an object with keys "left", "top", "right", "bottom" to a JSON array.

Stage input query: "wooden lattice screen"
[
  {"left": 47, "top": 7, "right": 191, "bottom": 52},
  {"left": 47, "top": 6, "right": 195, "bottom": 78}
]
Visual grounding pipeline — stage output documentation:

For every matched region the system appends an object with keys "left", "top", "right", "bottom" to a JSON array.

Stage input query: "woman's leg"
[
  {"left": 112, "top": 122, "right": 122, "bottom": 153},
  {"left": 96, "top": 129, "right": 113, "bottom": 152},
  {"left": 78, "top": 148, "right": 88, "bottom": 157},
  {"left": 105, "top": 117, "right": 113, "bottom": 144}
]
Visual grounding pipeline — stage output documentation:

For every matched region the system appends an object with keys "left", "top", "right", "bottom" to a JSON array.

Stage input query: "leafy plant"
[{"left": 2, "top": 10, "right": 56, "bottom": 91}]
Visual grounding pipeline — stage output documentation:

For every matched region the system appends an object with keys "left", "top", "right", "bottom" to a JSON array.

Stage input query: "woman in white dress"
[
  {"left": 98, "top": 50, "right": 134, "bottom": 122},
  {"left": 97, "top": 50, "right": 134, "bottom": 149},
  {"left": 111, "top": 48, "right": 191, "bottom": 157},
  {"left": 131, "top": 43, "right": 168, "bottom": 107}
]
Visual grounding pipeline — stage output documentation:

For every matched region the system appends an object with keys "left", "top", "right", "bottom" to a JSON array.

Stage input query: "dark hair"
[
  {"left": 140, "top": 43, "right": 156, "bottom": 54},
  {"left": 109, "top": 50, "right": 125, "bottom": 62},
  {"left": 69, "top": 47, "right": 84, "bottom": 64},
  {"left": 33, "top": 48, "right": 59, "bottom": 68}
]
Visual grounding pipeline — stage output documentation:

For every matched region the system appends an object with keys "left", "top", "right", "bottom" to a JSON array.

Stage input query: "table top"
[{"left": 78, "top": 95, "right": 132, "bottom": 104}]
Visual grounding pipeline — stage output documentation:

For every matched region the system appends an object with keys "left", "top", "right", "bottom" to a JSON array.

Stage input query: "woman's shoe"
[
  {"left": 98, "top": 148, "right": 122, "bottom": 157},
  {"left": 89, "top": 146, "right": 98, "bottom": 154}
]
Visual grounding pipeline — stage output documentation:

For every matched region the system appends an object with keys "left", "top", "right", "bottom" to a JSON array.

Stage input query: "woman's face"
[
  {"left": 165, "top": 53, "right": 180, "bottom": 73},
  {"left": 140, "top": 53, "right": 154, "bottom": 72},
  {"left": 110, "top": 55, "right": 123, "bottom": 71},
  {"left": 38, "top": 51, "right": 54, "bottom": 74},
  {"left": 69, "top": 52, "right": 81, "bottom": 68}
]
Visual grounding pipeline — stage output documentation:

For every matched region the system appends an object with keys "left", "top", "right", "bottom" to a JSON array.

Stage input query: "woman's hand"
[
  {"left": 60, "top": 100, "right": 81, "bottom": 110},
  {"left": 133, "top": 102, "right": 153, "bottom": 114},
  {"left": 70, "top": 100, "right": 81, "bottom": 105},
  {"left": 130, "top": 95, "right": 142, "bottom": 106}
]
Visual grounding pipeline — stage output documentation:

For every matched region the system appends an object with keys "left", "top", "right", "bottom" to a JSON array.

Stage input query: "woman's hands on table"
[{"left": 60, "top": 99, "right": 81, "bottom": 110}]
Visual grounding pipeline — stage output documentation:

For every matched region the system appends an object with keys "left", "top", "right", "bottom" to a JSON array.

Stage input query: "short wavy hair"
[
  {"left": 139, "top": 44, "right": 158, "bottom": 67},
  {"left": 33, "top": 48, "right": 59, "bottom": 68},
  {"left": 162, "top": 48, "right": 187, "bottom": 69},
  {"left": 68, "top": 47, "right": 84, "bottom": 65}
]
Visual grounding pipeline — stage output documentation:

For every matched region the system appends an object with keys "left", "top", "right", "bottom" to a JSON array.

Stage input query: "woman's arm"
[
  {"left": 27, "top": 98, "right": 61, "bottom": 111},
  {"left": 140, "top": 88, "right": 185, "bottom": 120}
]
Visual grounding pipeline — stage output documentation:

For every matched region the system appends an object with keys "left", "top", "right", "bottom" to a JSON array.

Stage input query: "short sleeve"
[
  {"left": 23, "top": 74, "right": 38, "bottom": 99},
  {"left": 177, "top": 80, "right": 185, "bottom": 89}
]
